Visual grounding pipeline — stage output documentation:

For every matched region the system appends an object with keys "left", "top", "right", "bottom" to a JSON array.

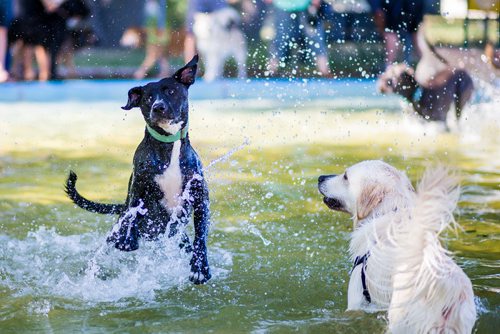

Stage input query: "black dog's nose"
[
  {"left": 152, "top": 101, "right": 167, "bottom": 113},
  {"left": 318, "top": 174, "right": 336, "bottom": 184}
]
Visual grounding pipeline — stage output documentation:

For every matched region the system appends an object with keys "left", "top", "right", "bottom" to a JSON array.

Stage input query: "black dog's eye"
[
  {"left": 166, "top": 88, "right": 175, "bottom": 95},
  {"left": 146, "top": 95, "right": 153, "bottom": 104},
  {"left": 343, "top": 173, "right": 348, "bottom": 181}
]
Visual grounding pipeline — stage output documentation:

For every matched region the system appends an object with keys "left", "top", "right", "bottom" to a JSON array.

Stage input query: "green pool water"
[{"left": 0, "top": 98, "right": 498, "bottom": 333}]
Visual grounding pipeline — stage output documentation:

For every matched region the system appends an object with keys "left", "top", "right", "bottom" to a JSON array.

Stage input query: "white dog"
[
  {"left": 193, "top": 7, "right": 247, "bottom": 81},
  {"left": 318, "top": 160, "right": 476, "bottom": 333}
]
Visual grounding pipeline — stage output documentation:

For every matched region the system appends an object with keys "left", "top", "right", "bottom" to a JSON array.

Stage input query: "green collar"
[{"left": 146, "top": 123, "right": 188, "bottom": 143}]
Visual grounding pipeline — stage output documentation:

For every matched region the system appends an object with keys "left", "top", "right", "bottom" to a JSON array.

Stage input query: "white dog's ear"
[{"left": 357, "top": 183, "right": 386, "bottom": 220}]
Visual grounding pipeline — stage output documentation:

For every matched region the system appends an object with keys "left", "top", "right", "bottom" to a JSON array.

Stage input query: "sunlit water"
[{"left": 0, "top": 80, "right": 498, "bottom": 333}]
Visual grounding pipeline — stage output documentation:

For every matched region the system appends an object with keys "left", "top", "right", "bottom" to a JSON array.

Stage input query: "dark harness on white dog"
[{"left": 351, "top": 252, "right": 371, "bottom": 303}]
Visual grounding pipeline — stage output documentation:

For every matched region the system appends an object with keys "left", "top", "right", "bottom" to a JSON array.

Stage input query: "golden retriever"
[{"left": 318, "top": 160, "right": 476, "bottom": 333}]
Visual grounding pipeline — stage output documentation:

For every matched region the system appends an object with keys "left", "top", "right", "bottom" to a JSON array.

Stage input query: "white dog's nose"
[{"left": 318, "top": 174, "right": 336, "bottom": 185}]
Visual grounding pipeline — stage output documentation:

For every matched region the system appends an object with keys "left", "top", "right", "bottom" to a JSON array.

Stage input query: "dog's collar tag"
[
  {"left": 146, "top": 124, "right": 188, "bottom": 143},
  {"left": 413, "top": 86, "right": 423, "bottom": 103}
]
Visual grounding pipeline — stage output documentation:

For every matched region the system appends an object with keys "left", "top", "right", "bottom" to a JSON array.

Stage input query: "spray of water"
[{"left": 0, "top": 142, "right": 259, "bottom": 306}]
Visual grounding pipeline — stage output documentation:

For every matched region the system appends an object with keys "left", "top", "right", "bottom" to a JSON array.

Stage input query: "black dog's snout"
[
  {"left": 318, "top": 174, "right": 336, "bottom": 185},
  {"left": 152, "top": 101, "right": 167, "bottom": 113}
]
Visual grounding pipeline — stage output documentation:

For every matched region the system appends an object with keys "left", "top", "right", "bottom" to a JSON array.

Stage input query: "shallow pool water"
[{"left": 0, "top": 84, "right": 499, "bottom": 333}]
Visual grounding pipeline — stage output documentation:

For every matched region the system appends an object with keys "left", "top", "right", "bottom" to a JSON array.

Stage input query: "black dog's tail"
[{"left": 65, "top": 171, "right": 125, "bottom": 215}]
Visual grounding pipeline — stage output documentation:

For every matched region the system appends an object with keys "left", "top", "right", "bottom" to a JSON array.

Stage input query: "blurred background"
[{"left": 0, "top": 0, "right": 498, "bottom": 81}]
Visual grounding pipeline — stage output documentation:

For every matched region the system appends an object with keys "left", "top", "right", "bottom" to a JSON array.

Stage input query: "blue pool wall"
[{"left": 1, "top": 79, "right": 398, "bottom": 106}]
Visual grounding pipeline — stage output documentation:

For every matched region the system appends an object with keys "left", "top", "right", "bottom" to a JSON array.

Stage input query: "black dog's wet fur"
[{"left": 65, "top": 56, "right": 211, "bottom": 284}]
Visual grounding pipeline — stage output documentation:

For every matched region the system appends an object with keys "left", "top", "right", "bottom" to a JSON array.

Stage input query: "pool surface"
[{"left": 0, "top": 79, "right": 499, "bottom": 333}]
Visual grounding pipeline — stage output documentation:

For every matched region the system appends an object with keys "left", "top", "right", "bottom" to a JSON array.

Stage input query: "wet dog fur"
[
  {"left": 318, "top": 160, "right": 476, "bottom": 333},
  {"left": 65, "top": 56, "right": 211, "bottom": 284}
]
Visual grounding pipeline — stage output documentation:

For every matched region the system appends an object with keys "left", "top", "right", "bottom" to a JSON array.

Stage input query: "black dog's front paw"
[
  {"left": 189, "top": 256, "right": 211, "bottom": 284},
  {"left": 107, "top": 221, "right": 139, "bottom": 252},
  {"left": 113, "top": 235, "right": 139, "bottom": 251}
]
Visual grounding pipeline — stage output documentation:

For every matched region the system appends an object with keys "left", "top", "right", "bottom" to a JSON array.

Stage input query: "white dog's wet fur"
[{"left": 318, "top": 160, "right": 476, "bottom": 333}]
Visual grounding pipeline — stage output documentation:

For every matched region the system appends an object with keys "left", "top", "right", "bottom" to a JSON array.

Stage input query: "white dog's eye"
[{"left": 344, "top": 173, "right": 348, "bottom": 181}]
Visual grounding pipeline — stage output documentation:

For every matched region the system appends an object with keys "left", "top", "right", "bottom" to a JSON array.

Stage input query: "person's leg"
[
  {"left": 23, "top": 45, "right": 36, "bottom": 81},
  {"left": 384, "top": 31, "right": 400, "bottom": 65},
  {"left": 9, "top": 41, "right": 23, "bottom": 79},
  {"left": 300, "top": 13, "right": 330, "bottom": 76},
  {"left": 316, "top": 54, "right": 329, "bottom": 76},
  {"left": 57, "top": 39, "right": 78, "bottom": 78},
  {"left": 34, "top": 45, "right": 50, "bottom": 81},
  {"left": 184, "top": 32, "right": 197, "bottom": 63},
  {"left": 0, "top": 26, "right": 8, "bottom": 82},
  {"left": 134, "top": 44, "right": 159, "bottom": 79},
  {"left": 158, "top": 55, "right": 169, "bottom": 77},
  {"left": 268, "top": 7, "right": 295, "bottom": 74}
]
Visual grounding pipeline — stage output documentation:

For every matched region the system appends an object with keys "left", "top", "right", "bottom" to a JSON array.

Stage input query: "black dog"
[
  {"left": 65, "top": 56, "right": 211, "bottom": 284},
  {"left": 378, "top": 63, "right": 474, "bottom": 123}
]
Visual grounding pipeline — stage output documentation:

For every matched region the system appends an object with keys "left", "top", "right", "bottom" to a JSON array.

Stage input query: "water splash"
[
  {"left": 0, "top": 226, "right": 232, "bottom": 305},
  {"left": 0, "top": 140, "right": 253, "bottom": 305},
  {"left": 242, "top": 220, "right": 272, "bottom": 246},
  {"left": 204, "top": 138, "right": 250, "bottom": 171}
]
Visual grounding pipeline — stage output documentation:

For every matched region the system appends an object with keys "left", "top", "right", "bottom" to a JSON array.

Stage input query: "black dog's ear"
[
  {"left": 174, "top": 55, "right": 198, "bottom": 86},
  {"left": 122, "top": 86, "right": 143, "bottom": 110}
]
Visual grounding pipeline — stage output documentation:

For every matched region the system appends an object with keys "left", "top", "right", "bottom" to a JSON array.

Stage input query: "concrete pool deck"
[{"left": 1, "top": 78, "right": 395, "bottom": 104}]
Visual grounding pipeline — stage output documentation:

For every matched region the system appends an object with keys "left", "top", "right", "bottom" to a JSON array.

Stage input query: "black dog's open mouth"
[{"left": 323, "top": 197, "right": 346, "bottom": 212}]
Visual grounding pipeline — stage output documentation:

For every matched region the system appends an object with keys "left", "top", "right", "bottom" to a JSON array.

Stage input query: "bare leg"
[
  {"left": 23, "top": 46, "right": 36, "bottom": 81},
  {"left": 134, "top": 45, "right": 159, "bottom": 79},
  {"left": 0, "top": 27, "right": 8, "bottom": 82},
  {"left": 9, "top": 41, "right": 23, "bottom": 79},
  {"left": 316, "top": 54, "right": 330, "bottom": 76},
  {"left": 57, "top": 40, "right": 78, "bottom": 78},
  {"left": 158, "top": 54, "right": 169, "bottom": 78},
  {"left": 34, "top": 45, "right": 50, "bottom": 81},
  {"left": 184, "top": 33, "right": 197, "bottom": 63},
  {"left": 267, "top": 56, "right": 278, "bottom": 75},
  {"left": 384, "top": 32, "right": 400, "bottom": 66}
]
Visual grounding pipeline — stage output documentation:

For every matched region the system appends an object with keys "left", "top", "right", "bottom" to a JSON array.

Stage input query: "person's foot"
[
  {"left": 158, "top": 69, "right": 169, "bottom": 78},
  {"left": 0, "top": 69, "right": 8, "bottom": 82},
  {"left": 38, "top": 71, "right": 50, "bottom": 82},
  {"left": 265, "top": 58, "right": 279, "bottom": 77},
  {"left": 133, "top": 68, "right": 146, "bottom": 79},
  {"left": 24, "top": 69, "right": 36, "bottom": 81}
]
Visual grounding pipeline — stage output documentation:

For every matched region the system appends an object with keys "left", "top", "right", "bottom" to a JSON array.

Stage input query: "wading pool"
[{"left": 0, "top": 80, "right": 498, "bottom": 333}]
